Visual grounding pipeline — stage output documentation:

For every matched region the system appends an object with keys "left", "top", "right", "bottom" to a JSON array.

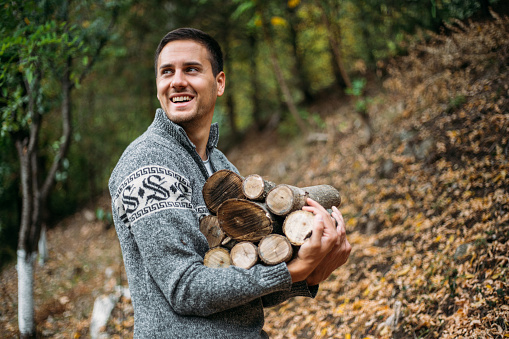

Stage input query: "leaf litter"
[{"left": 0, "top": 13, "right": 508, "bottom": 339}]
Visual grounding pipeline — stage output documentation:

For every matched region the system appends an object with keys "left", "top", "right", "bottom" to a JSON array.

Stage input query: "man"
[{"left": 109, "top": 28, "right": 351, "bottom": 338}]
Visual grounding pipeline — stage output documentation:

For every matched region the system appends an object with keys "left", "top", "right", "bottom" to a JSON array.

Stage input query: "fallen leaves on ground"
[{"left": 1, "top": 13, "right": 508, "bottom": 339}]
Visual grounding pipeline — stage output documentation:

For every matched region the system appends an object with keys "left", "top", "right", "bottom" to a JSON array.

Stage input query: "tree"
[{"left": 0, "top": 0, "right": 122, "bottom": 336}]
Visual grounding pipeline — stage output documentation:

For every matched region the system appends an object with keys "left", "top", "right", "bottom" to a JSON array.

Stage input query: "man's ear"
[{"left": 216, "top": 71, "right": 225, "bottom": 97}]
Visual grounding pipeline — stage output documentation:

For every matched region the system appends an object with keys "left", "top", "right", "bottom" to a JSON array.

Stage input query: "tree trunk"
[
  {"left": 317, "top": 0, "right": 351, "bottom": 90},
  {"left": 202, "top": 169, "right": 245, "bottom": 214},
  {"left": 204, "top": 247, "right": 231, "bottom": 268},
  {"left": 17, "top": 250, "right": 37, "bottom": 338},
  {"left": 283, "top": 210, "right": 315, "bottom": 246},
  {"left": 258, "top": 234, "right": 293, "bottom": 265},
  {"left": 287, "top": 6, "right": 314, "bottom": 103},
  {"left": 248, "top": 33, "right": 264, "bottom": 131},
  {"left": 242, "top": 174, "right": 276, "bottom": 201},
  {"left": 217, "top": 199, "right": 274, "bottom": 242},
  {"left": 38, "top": 224, "right": 48, "bottom": 266},
  {"left": 258, "top": 7, "right": 308, "bottom": 135},
  {"left": 266, "top": 184, "right": 341, "bottom": 216},
  {"left": 230, "top": 241, "right": 258, "bottom": 269},
  {"left": 223, "top": 28, "right": 238, "bottom": 138}
]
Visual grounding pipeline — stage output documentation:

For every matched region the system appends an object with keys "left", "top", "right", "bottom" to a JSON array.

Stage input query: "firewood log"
[
  {"left": 242, "top": 174, "right": 276, "bottom": 201},
  {"left": 217, "top": 199, "right": 273, "bottom": 242},
  {"left": 203, "top": 247, "right": 231, "bottom": 268},
  {"left": 283, "top": 210, "right": 315, "bottom": 246},
  {"left": 221, "top": 236, "right": 239, "bottom": 250},
  {"left": 199, "top": 215, "right": 225, "bottom": 248},
  {"left": 230, "top": 241, "right": 258, "bottom": 269},
  {"left": 266, "top": 184, "right": 341, "bottom": 216},
  {"left": 258, "top": 234, "right": 293, "bottom": 265},
  {"left": 202, "top": 169, "right": 245, "bottom": 214}
]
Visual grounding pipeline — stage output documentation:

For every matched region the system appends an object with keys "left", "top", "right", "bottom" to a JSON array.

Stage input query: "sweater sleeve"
[
  {"left": 261, "top": 281, "right": 319, "bottom": 308},
  {"left": 114, "top": 165, "right": 293, "bottom": 317}
]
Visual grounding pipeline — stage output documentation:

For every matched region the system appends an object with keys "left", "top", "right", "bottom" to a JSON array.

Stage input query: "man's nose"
[{"left": 171, "top": 69, "right": 187, "bottom": 88}]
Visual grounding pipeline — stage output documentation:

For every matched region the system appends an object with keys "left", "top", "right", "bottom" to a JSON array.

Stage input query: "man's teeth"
[{"left": 172, "top": 96, "right": 192, "bottom": 103}]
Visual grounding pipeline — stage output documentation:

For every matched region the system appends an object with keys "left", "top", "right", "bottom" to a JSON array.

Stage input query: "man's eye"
[
  {"left": 187, "top": 67, "right": 198, "bottom": 72},
  {"left": 162, "top": 69, "right": 173, "bottom": 75}
]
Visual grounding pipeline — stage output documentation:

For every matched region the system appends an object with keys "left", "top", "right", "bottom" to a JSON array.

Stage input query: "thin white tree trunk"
[
  {"left": 17, "top": 249, "right": 36, "bottom": 337},
  {"left": 38, "top": 224, "right": 48, "bottom": 266}
]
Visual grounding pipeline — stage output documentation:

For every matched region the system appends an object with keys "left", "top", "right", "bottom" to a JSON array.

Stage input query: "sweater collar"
[{"left": 151, "top": 108, "right": 219, "bottom": 151}]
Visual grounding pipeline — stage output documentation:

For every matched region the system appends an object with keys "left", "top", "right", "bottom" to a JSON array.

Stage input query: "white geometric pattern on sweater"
[{"left": 113, "top": 165, "right": 192, "bottom": 226}]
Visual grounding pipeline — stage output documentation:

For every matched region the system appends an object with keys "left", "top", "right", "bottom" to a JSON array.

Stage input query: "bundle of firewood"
[{"left": 200, "top": 170, "right": 341, "bottom": 269}]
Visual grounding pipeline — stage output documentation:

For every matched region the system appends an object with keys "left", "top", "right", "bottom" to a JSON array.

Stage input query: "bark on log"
[
  {"left": 258, "top": 234, "right": 293, "bottom": 265},
  {"left": 199, "top": 215, "right": 225, "bottom": 248},
  {"left": 283, "top": 210, "right": 315, "bottom": 246},
  {"left": 266, "top": 184, "right": 341, "bottom": 216},
  {"left": 217, "top": 199, "right": 273, "bottom": 242},
  {"left": 204, "top": 247, "right": 231, "bottom": 268},
  {"left": 230, "top": 242, "right": 258, "bottom": 269},
  {"left": 202, "top": 169, "right": 245, "bottom": 214},
  {"left": 242, "top": 174, "right": 276, "bottom": 201},
  {"left": 221, "top": 236, "right": 239, "bottom": 250}
]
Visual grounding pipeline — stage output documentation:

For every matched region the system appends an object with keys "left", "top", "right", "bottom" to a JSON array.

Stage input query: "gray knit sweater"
[{"left": 109, "top": 109, "right": 317, "bottom": 338}]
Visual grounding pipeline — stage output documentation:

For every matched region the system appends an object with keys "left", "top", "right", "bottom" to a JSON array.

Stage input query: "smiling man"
[{"left": 109, "top": 28, "right": 351, "bottom": 338}]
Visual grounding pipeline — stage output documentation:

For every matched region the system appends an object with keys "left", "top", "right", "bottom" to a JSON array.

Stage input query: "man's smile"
[{"left": 171, "top": 95, "right": 194, "bottom": 103}]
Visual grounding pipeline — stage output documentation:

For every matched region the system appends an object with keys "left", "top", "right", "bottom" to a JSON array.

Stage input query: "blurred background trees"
[{"left": 1, "top": 0, "right": 506, "bottom": 271}]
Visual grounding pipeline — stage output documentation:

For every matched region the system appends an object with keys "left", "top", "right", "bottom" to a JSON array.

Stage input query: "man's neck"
[{"left": 183, "top": 124, "right": 210, "bottom": 161}]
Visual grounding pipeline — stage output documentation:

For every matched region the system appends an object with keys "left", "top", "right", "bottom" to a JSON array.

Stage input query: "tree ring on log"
[
  {"left": 217, "top": 198, "right": 273, "bottom": 242},
  {"left": 230, "top": 241, "right": 258, "bottom": 269},
  {"left": 202, "top": 169, "right": 245, "bottom": 214},
  {"left": 283, "top": 210, "right": 315, "bottom": 246},
  {"left": 203, "top": 247, "right": 231, "bottom": 268},
  {"left": 258, "top": 234, "right": 293, "bottom": 265}
]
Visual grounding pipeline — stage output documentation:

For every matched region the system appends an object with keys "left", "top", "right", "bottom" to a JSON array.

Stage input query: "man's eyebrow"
[{"left": 159, "top": 61, "right": 203, "bottom": 70}]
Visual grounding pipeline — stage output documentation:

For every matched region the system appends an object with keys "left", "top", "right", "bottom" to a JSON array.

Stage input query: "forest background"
[{"left": 1, "top": 0, "right": 508, "bottom": 338}]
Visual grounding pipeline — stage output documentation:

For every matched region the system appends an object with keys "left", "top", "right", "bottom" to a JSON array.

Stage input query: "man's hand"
[
  {"left": 303, "top": 205, "right": 351, "bottom": 286},
  {"left": 286, "top": 198, "right": 339, "bottom": 283}
]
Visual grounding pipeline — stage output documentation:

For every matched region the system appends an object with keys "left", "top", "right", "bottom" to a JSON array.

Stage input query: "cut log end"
[
  {"left": 283, "top": 210, "right": 315, "bottom": 246},
  {"left": 258, "top": 234, "right": 293, "bottom": 265},
  {"left": 266, "top": 185, "right": 304, "bottom": 216},
  {"left": 199, "top": 215, "right": 224, "bottom": 248},
  {"left": 230, "top": 242, "right": 258, "bottom": 269},
  {"left": 242, "top": 174, "right": 275, "bottom": 200},
  {"left": 202, "top": 170, "right": 245, "bottom": 214},
  {"left": 204, "top": 248, "right": 231, "bottom": 268},
  {"left": 217, "top": 199, "right": 273, "bottom": 242}
]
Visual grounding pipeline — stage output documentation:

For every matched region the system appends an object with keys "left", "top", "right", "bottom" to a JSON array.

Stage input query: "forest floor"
[{"left": 1, "top": 14, "right": 508, "bottom": 339}]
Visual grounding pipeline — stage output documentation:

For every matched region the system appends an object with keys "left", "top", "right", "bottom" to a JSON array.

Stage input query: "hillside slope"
[{"left": 1, "top": 13, "right": 508, "bottom": 339}]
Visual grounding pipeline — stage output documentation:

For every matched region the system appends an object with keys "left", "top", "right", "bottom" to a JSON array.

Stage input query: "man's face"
[{"left": 156, "top": 40, "right": 225, "bottom": 129}]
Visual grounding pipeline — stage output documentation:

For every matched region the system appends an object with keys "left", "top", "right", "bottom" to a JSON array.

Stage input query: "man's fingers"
[{"left": 308, "top": 214, "right": 325, "bottom": 247}]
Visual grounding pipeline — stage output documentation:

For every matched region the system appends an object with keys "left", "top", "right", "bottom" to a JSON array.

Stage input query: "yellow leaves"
[
  {"left": 287, "top": 0, "right": 300, "bottom": 9},
  {"left": 270, "top": 16, "right": 287, "bottom": 27},
  {"left": 24, "top": 17, "right": 30, "bottom": 25},
  {"left": 446, "top": 130, "right": 460, "bottom": 143},
  {"left": 396, "top": 265, "right": 411, "bottom": 276},
  {"left": 353, "top": 300, "right": 364, "bottom": 310}
]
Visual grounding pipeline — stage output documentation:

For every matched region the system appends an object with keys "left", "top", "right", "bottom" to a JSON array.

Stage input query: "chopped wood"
[
  {"left": 199, "top": 215, "right": 224, "bottom": 248},
  {"left": 242, "top": 174, "right": 276, "bottom": 201},
  {"left": 266, "top": 184, "right": 341, "bottom": 216},
  {"left": 258, "top": 234, "right": 293, "bottom": 265},
  {"left": 283, "top": 210, "right": 315, "bottom": 246},
  {"left": 217, "top": 199, "right": 273, "bottom": 242},
  {"left": 230, "top": 242, "right": 258, "bottom": 269},
  {"left": 221, "top": 236, "right": 239, "bottom": 250},
  {"left": 202, "top": 169, "right": 245, "bottom": 214},
  {"left": 203, "top": 247, "right": 231, "bottom": 268}
]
